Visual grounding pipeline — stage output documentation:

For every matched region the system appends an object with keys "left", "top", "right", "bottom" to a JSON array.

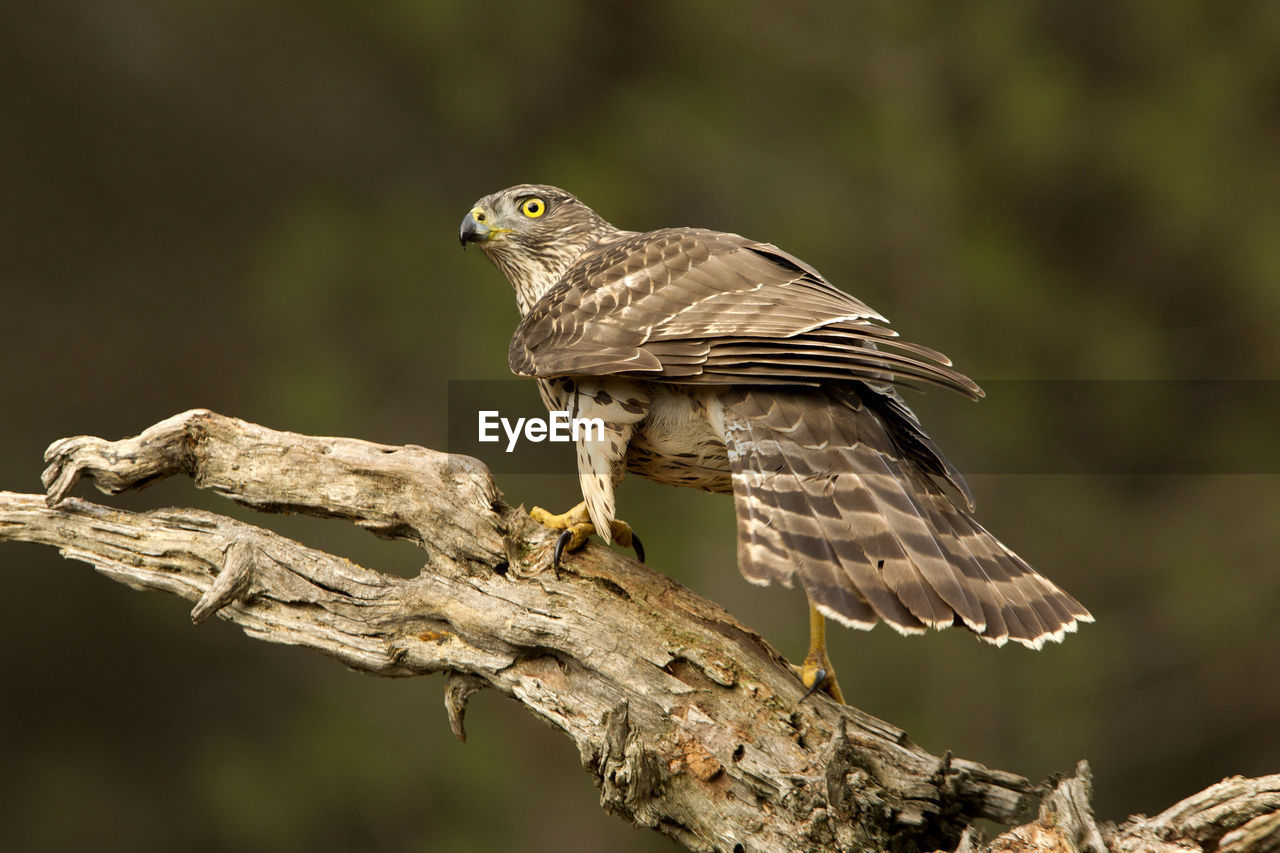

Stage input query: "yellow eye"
[{"left": 521, "top": 197, "right": 546, "bottom": 218}]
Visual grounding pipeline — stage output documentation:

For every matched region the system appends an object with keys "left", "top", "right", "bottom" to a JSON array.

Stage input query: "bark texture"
[{"left": 1, "top": 410, "right": 1275, "bottom": 853}]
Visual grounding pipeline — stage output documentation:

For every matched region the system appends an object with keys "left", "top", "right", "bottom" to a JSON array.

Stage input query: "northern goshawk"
[{"left": 460, "top": 184, "right": 1090, "bottom": 701}]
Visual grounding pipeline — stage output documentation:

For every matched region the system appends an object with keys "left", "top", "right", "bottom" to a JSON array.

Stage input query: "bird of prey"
[{"left": 460, "top": 184, "right": 1090, "bottom": 701}]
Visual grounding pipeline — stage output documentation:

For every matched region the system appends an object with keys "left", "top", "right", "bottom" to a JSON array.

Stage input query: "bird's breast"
[{"left": 626, "top": 388, "right": 733, "bottom": 494}]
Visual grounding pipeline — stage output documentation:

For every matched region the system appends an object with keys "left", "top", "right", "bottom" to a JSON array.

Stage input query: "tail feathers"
[
  {"left": 719, "top": 389, "right": 1091, "bottom": 649},
  {"left": 915, "top": 472, "right": 1092, "bottom": 647}
]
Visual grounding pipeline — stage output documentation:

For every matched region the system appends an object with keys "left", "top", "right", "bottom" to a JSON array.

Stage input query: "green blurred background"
[{"left": 2, "top": 2, "right": 1278, "bottom": 851}]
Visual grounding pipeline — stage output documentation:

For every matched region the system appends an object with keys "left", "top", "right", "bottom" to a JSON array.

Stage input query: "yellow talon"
[
  {"left": 530, "top": 502, "right": 590, "bottom": 530},
  {"left": 606, "top": 518, "right": 638, "bottom": 550},
  {"left": 530, "top": 501, "right": 645, "bottom": 567},
  {"left": 799, "top": 603, "right": 845, "bottom": 703}
]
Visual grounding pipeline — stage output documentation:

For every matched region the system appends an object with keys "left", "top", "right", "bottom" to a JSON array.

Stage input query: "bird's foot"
[
  {"left": 529, "top": 501, "right": 645, "bottom": 570},
  {"left": 797, "top": 649, "right": 845, "bottom": 703},
  {"left": 530, "top": 503, "right": 595, "bottom": 563},
  {"left": 796, "top": 604, "right": 845, "bottom": 703}
]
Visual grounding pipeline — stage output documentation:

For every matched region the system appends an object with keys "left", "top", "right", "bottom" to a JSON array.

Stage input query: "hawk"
[{"left": 460, "top": 184, "right": 1090, "bottom": 701}]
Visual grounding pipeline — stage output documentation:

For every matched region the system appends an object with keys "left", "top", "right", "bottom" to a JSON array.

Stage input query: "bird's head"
[{"left": 460, "top": 184, "right": 616, "bottom": 312}]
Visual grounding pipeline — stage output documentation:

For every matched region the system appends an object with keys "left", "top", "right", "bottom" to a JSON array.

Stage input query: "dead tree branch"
[{"left": 1, "top": 410, "right": 1275, "bottom": 852}]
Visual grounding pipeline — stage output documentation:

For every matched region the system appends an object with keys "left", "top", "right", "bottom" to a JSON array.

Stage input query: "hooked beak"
[{"left": 460, "top": 207, "right": 493, "bottom": 248}]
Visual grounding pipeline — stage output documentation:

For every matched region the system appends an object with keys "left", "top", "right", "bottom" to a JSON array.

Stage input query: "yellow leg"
[
  {"left": 529, "top": 501, "right": 644, "bottom": 567},
  {"left": 799, "top": 603, "right": 845, "bottom": 703}
]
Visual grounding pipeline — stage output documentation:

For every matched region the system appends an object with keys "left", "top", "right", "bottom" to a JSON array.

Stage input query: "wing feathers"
[{"left": 511, "top": 227, "right": 981, "bottom": 401}]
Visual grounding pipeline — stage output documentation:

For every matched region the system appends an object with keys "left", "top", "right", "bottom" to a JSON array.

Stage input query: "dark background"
[{"left": 3, "top": 3, "right": 1278, "bottom": 851}]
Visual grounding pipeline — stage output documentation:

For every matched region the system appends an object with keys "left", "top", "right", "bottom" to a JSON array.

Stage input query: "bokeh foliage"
[{"left": 2, "top": 2, "right": 1278, "bottom": 851}]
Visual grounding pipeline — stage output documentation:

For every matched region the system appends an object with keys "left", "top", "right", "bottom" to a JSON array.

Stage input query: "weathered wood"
[
  {"left": 1110, "top": 774, "right": 1280, "bottom": 853},
  {"left": 2, "top": 410, "right": 1276, "bottom": 852},
  {"left": 964, "top": 763, "right": 1280, "bottom": 853}
]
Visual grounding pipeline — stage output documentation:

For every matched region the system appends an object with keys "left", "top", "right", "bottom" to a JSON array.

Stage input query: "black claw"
[
  {"left": 630, "top": 532, "right": 645, "bottom": 563},
  {"left": 800, "top": 668, "right": 827, "bottom": 702},
  {"left": 553, "top": 528, "right": 574, "bottom": 571}
]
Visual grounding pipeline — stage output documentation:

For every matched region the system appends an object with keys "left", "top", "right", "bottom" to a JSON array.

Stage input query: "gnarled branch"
[{"left": 2, "top": 410, "right": 1275, "bottom": 852}]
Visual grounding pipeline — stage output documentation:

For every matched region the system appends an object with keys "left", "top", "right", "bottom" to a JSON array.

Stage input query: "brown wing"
[{"left": 508, "top": 227, "right": 982, "bottom": 399}]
